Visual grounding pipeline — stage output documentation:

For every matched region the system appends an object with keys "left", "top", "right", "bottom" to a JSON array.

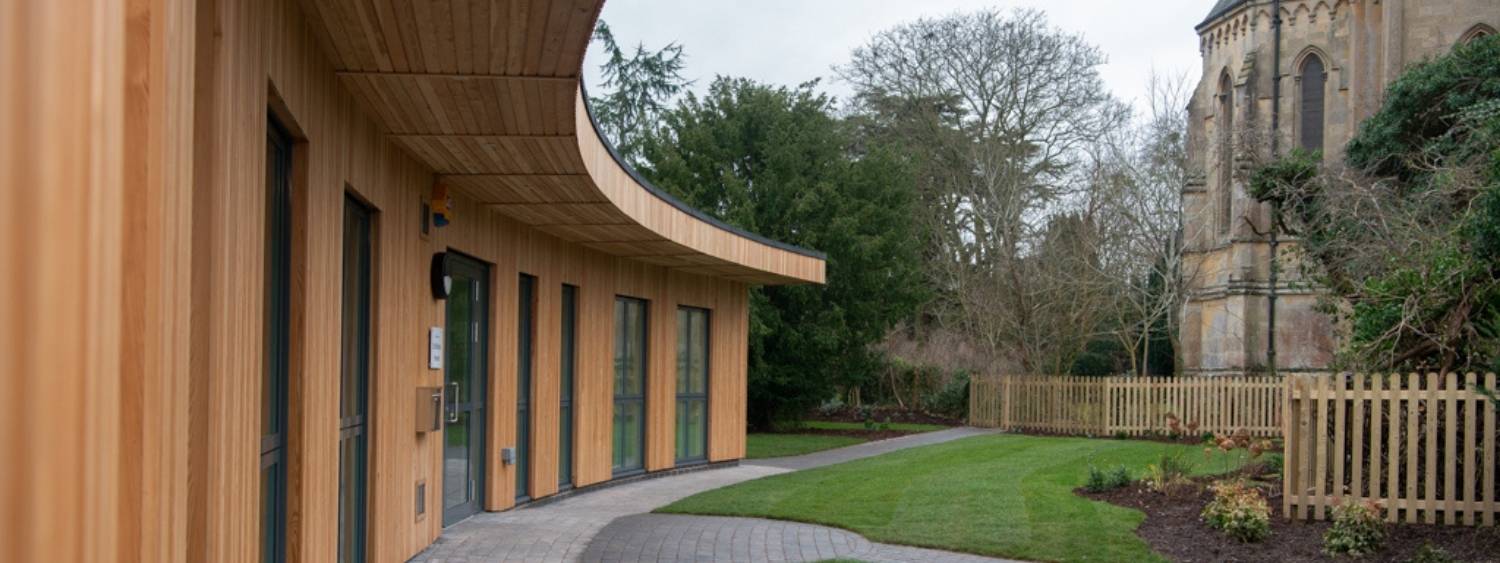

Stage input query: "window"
[
  {"left": 612, "top": 297, "right": 647, "bottom": 475},
  {"left": 337, "top": 194, "right": 373, "bottom": 563},
  {"left": 516, "top": 274, "right": 535, "bottom": 500},
  {"left": 1460, "top": 24, "right": 1495, "bottom": 45},
  {"left": 559, "top": 285, "right": 578, "bottom": 487},
  {"left": 1217, "top": 72, "right": 1235, "bottom": 236},
  {"left": 1299, "top": 55, "right": 1326, "bottom": 152},
  {"left": 675, "top": 307, "right": 709, "bottom": 464},
  {"left": 261, "top": 115, "right": 292, "bottom": 563}
]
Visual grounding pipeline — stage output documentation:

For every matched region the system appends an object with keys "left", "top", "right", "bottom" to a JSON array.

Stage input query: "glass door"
[
  {"left": 443, "top": 254, "right": 488, "bottom": 526},
  {"left": 337, "top": 195, "right": 372, "bottom": 563}
]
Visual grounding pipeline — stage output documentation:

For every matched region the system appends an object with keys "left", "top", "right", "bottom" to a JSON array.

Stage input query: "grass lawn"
[
  {"left": 663, "top": 434, "right": 1240, "bottom": 562},
  {"left": 745, "top": 420, "right": 949, "bottom": 459},
  {"left": 800, "top": 420, "right": 949, "bottom": 432},
  {"left": 746, "top": 433, "right": 867, "bottom": 458}
]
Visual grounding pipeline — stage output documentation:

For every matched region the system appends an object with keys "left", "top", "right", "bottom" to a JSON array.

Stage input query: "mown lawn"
[
  {"left": 745, "top": 420, "right": 949, "bottom": 459},
  {"left": 663, "top": 434, "right": 1238, "bottom": 562},
  {"left": 746, "top": 433, "right": 867, "bottom": 458},
  {"left": 800, "top": 420, "right": 949, "bottom": 432}
]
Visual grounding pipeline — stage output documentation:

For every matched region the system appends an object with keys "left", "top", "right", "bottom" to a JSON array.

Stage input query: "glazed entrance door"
[{"left": 443, "top": 254, "right": 489, "bottom": 526}]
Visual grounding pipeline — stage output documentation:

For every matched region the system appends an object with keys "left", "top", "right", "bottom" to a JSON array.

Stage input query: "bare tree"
[
  {"left": 1083, "top": 72, "right": 1196, "bottom": 375},
  {"left": 840, "top": 9, "right": 1129, "bottom": 373}
]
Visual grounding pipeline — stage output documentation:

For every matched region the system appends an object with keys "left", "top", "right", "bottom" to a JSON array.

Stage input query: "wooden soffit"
[{"left": 299, "top": 0, "right": 826, "bottom": 285}]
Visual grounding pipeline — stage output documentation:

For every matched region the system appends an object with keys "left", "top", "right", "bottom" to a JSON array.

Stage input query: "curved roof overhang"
[{"left": 302, "top": 0, "right": 826, "bottom": 285}]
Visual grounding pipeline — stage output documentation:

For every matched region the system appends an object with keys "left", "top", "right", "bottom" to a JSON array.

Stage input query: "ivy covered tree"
[
  {"left": 588, "top": 21, "right": 690, "bottom": 165},
  {"left": 638, "top": 78, "right": 927, "bottom": 429},
  {"left": 1251, "top": 35, "right": 1500, "bottom": 372}
]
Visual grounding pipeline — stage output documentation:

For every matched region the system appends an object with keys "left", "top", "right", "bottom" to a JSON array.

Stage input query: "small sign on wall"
[{"left": 428, "top": 327, "right": 443, "bottom": 369}]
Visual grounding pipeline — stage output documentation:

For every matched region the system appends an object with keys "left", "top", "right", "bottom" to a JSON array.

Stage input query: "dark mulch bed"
[
  {"left": 1081, "top": 476, "right": 1500, "bottom": 562},
  {"left": 810, "top": 405, "right": 961, "bottom": 426}
]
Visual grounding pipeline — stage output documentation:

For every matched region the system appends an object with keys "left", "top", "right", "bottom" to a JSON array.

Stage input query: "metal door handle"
[{"left": 447, "top": 381, "right": 460, "bottom": 423}]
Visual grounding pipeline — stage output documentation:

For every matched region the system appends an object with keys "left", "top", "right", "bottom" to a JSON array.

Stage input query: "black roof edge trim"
[
  {"left": 577, "top": 81, "right": 828, "bottom": 262},
  {"left": 1195, "top": 0, "right": 1251, "bottom": 32}
]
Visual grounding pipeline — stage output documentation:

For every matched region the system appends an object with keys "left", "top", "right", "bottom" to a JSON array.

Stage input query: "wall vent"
[{"left": 415, "top": 480, "right": 427, "bottom": 521}]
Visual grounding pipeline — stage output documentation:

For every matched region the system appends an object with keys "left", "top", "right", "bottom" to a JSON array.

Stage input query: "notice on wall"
[{"left": 428, "top": 327, "right": 443, "bottom": 370}]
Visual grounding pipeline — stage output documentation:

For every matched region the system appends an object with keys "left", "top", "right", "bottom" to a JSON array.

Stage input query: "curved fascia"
[{"left": 571, "top": 88, "right": 827, "bottom": 285}]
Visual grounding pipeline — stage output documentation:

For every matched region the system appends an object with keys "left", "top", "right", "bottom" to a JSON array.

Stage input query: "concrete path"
[{"left": 409, "top": 427, "right": 1013, "bottom": 563}]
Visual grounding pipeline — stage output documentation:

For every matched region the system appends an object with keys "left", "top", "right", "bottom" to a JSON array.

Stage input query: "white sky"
[{"left": 583, "top": 0, "right": 1211, "bottom": 111}]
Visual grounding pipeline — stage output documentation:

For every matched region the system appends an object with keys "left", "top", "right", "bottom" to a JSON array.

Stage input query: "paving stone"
[{"left": 408, "top": 427, "right": 1008, "bottom": 562}]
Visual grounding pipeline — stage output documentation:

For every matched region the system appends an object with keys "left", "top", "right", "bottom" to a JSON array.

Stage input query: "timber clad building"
[{"left": 1, "top": 1, "right": 824, "bottom": 562}]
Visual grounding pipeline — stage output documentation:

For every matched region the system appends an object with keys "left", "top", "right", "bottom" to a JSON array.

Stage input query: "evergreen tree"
[
  {"left": 588, "top": 21, "right": 689, "bottom": 165},
  {"left": 639, "top": 78, "right": 926, "bottom": 429}
]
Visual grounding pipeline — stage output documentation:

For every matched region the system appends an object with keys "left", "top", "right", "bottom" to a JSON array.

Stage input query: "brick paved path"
[
  {"left": 582, "top": 514, "right": 1010, "bottom": 563},
  {"left": 409, "top": 427, "right": 1014, "bottom": 562}
]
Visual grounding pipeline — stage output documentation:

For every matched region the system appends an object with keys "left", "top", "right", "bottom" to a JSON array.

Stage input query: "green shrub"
[
  {"left": 1324, "top": 500, "right": 1386, "bottom": 557},
  {"left": 1113, "top": 430, "right": 1130, "bottom": 440},
  {"left": 1145, "top": 450, "right": 1196, "bottom": 493},
  {"left": 1083, "top": 464, "right": 1132, "bottom": 493},
  {"left": 1201, "top": 480, "right": 1272, "bottom": 542},
  {"left": 921, "top": 369, "right": 971, "bottom": 419},
  {"left": 1405, "top": 543, "right": 1458, "bottom": 563},
  {"left": 1262, "top": 453, "right": 1284, "bottom": 477}
]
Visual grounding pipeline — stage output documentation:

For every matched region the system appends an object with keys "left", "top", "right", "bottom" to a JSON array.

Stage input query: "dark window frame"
[
  {"left": 675, "top": 306, "right": 710, "bottom": 465},
  {"left": 516, "top": 274, "right": 536, "bottom": 501},
  {"left": 261, "top": 113, "right": 293, "bottom": 563},
  {"left": 612, "top": 296, "right": 648, "bottom": 476},
  {"left": 337, "top": 193, "right": 374, "bottom": 563},
  {"left": 558, "top": 284, "right": 578, "bottom": 488}
]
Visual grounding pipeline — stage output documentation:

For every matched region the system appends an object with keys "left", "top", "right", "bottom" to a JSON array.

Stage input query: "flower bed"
[{"left": 1080, "top": 474, "right": 1500, "bottom": 562}]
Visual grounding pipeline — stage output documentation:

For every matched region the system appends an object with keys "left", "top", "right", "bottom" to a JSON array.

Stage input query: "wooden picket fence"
[
  {"left": 1283, "top": 373, "right": 1499, "bottom": 525},
  {"left": 968, "top": 375, "right": 1283, "bottom": 437}
]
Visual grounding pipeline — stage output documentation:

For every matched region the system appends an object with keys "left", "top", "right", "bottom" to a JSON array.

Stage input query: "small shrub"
[
  {"left": 1083, "top": 464, "right": 1132, "bottom": 493},
  {"left": 1262, "top": 453, "right": 1284, "bottom": 476},
  {"left": 816, "top": 398, "right": 845, "bottom": 417},
  {"left": 1113, "top": 430, "right": 1129, "bottom": 440},
  {"left": 921, "top": 369, "right": 970, "bottom": 418},
  {"left": 1405, "top": 543, "right": 1458, "bottom": 563},
  {"left": 1201, "top": 431, "right": 1217, "bottom": 444},
  {"left": 1324, "top": 500, "right": 1386, "bottom": 557},
  {"left": 1145, "top": 450, "right": 1197, "bottom": 494},
  {"left": 1201, "top": 480, "right": 1272, "bottom": 542}
]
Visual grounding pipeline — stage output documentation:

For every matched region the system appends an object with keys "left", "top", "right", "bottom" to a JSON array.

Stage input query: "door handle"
[{"left": 447, "top": 381, "right": 460, "bottom": 424}]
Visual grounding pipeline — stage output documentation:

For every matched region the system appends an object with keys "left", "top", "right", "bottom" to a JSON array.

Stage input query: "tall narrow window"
[
  {"left": 516, "top": 274, "right": 535, "bottom": 500},
  {"left": 1299, "top": 55, "right": 1326, "bottom": 152},
  {"left": 1217, "top": 72, "right": 1235, "bottom": 236},
  {"left": 559, "top": 285, "right": 578, "bottom": 487},
  {"left": 337, "top": 195, "right": 373, "bottom": 563},
  {"left": 613, "top": 297, "right": 647, "bottom": 475},
  {"left": 261, "top": 115, "right": 293, "bottom": 563},
  {"left": 675, "top": 307, "right": 709, "bottom": 464}
]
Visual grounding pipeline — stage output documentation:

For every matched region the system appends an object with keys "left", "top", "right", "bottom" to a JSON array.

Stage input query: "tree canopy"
[{"left": 638, "top": 78, "right": 927, "bottom": 428}]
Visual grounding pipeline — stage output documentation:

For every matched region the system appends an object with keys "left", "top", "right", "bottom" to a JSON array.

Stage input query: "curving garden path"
[{"left": 409, "top": 427, "right": 1016, "bottom": 562}]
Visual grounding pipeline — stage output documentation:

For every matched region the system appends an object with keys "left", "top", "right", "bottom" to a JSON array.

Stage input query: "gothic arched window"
[
  {"left": 1299, "top": 54, "right": 1326, "bottom": 152},
  {"left": 1217, "top": 72, "right": 1234, "bottom": 236},
  {"left": 1460, "top": 24, "right": 1495, "bottom": 45}
]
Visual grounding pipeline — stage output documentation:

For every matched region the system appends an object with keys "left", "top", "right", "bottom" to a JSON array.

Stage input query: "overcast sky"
[{"left": 583, "top": 0, "right": 1211, "bottom": 111}]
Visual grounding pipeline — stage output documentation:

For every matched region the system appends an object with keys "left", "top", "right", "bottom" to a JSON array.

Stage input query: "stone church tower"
[{"left": 1181, "top": 0, "right": 1497, "bottom": 375}]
